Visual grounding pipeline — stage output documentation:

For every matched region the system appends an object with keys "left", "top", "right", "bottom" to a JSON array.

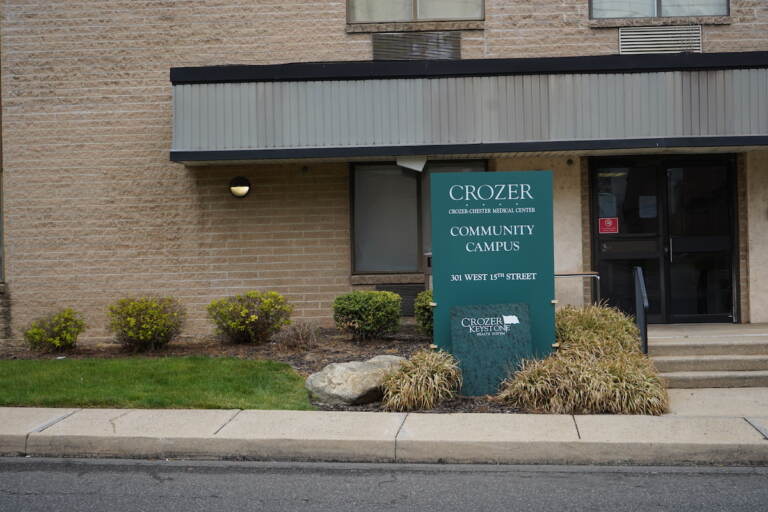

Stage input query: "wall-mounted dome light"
[{"left": 229, "top": 177, "right": 250, "bottom": 198}]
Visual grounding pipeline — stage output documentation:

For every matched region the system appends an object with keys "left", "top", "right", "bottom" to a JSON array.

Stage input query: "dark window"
[
  {"left": 352, "top": 161, "right": 485, "bottom": 273},
  {"left": 353, "top": 165, "right": 420, "bottom": 273},
  {"left": 596, "top": 166, "right": 658, "bottom": 235}
]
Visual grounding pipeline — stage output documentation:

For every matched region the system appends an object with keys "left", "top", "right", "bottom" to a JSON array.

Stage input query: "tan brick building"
[{"left": 1, "top": 1, "right": 767, "bottom": 341}]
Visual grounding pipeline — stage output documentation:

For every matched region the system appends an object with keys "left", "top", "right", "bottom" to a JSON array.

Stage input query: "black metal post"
[{"left": 633, "top": 266, "right": 649, "bottom": 354}]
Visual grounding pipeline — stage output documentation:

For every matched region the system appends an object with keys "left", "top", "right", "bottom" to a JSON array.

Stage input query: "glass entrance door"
[
  {"left": 592, "top": 156, "right": 736, "bottom": 323},
  {"left": 666, "top": 163, "right": 734, "bottom": 322}
]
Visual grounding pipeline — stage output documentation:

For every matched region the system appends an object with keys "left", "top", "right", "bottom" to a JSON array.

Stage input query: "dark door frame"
[{"left": 589, "top": 154, "right": 740, "bottom": 324}]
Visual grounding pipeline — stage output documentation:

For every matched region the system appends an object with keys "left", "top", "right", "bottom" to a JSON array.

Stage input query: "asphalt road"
[{"left": 1, "top": 458, "right": 767, "bottom": 511}]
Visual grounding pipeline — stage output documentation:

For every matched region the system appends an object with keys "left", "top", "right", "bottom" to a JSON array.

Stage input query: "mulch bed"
[
  {"left": 316, "top": 396, "right": 521, "bottom": 414},
  {"left": 0, "top": 324, "right": 522, "bottom": 414}
]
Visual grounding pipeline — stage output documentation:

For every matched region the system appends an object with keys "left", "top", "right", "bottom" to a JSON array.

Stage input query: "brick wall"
[
  {"left": 1, "top": 1, "right": 767, "bottom": 340},
  {"left": 462, "top": 1, "right": 767, "bottom": 58},
  {"left": 738, "top": 154, "right": 750, "bottom": 323},
  {"left": 706, "top": 1, "right": 768, "bottom": 52},
  {"left": 580, "top": 157, "right": 593, "bottom": 306},
  {"left": 0, "top": 284, "right": 10, "bottom": 339},
  {"left": 3, "top": 157, "right": 350, "bottom": 339}
]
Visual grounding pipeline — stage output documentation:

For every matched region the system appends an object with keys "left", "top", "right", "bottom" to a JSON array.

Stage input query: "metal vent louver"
[
  {"left": 619, "top": 25, "right": 702, "bottom": 54},
  {"left": 372, "top": 31, "right": 460, "bottom": 61},
  {"left": 375, "top": 284, "right": 426, "bottom": 316}
]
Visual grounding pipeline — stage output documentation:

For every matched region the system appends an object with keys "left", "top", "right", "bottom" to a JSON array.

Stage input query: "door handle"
[{"left": 669, "top": 237, "right": 673, "bottom": 264}]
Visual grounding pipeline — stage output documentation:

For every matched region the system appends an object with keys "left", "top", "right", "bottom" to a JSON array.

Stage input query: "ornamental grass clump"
[
  {"left": 414, "top": 290, "right": 434, "bottom": 337},
  {"left": 333, "top": 291, "right": 401, "bottom": 341},
  {"left": 382, "top": 349, "right": 462, "bottom": 412},
  {"left": 24, "top": 308, "right": 86, "bottom": 352},
  {"left": 496, "top": 305, "right": 668, "bottom": 415},
  {"left": 271, "top": 320, "right": 319, "bottom": 352},
  {"left": 555, "top": 303, "right": 642, "bottom": 357},
  {"left": 107, "top": 297, "right": 186, "bottom": 352},
  {"left": 207, "top": 291, "right": 292, "bottom": 344}
]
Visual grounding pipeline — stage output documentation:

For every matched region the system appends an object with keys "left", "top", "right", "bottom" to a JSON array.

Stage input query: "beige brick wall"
[
  {"left": 737, "top": 153, "right": 750, "bottom": 323},
  {"left": 1, "top": 1, "right": 766, "bottom": 340},
  {"left": 4, "top": 160, "right": 351, "bottom": 339},
  {"left": 467, "top": 0, "right": 768, "bottom": 58},
  {"left": 464, "top": 1, "right": 613, "bottom": 58},
  {"left": 706, "top": 1, "right": 768, "bottom": 52}
]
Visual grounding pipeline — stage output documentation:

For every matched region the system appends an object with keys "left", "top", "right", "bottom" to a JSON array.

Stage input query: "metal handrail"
[
  {"left": 634, "top": 266, "right": 649, "bottom": 354},
  {"left": 555, "top": 271, "right": 601, "bottom": 303}
]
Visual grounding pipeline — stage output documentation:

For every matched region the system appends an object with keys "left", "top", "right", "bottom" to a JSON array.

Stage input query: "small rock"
[{"left": 305, "top": 355, "right": 406, "bottom": 405}]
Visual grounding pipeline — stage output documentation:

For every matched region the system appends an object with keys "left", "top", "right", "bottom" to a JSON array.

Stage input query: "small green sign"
[
  {"left": 451, "top": 303, "right": 532, "bottom": 396},
  {"left": 431, "top": 171, "right": 555, "bottom": 395}
]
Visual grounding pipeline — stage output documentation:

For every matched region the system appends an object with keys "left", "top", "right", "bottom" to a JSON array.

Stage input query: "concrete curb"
[{"left": 2, "top": 407, "right": 768, "bottom": 465}]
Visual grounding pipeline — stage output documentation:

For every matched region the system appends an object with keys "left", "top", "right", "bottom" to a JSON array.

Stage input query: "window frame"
[
  {"left": 350, "top": 160, "right": 487, "bottom": 276},
  {"left": 347, "top": 0, "right": 485, "bottom": 25},
  {"left": 350, "top": 162, "right": 423, "bottom": 275},
  {"left": 589, "top": 0, "right": 730, "bottom": 20}
]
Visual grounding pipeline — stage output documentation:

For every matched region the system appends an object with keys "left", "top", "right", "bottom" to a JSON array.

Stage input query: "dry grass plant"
[
  {"left": 556, "top": 303, "right": 641, "bottom": 356},
  {"left": 382, "top": 349, "right": 462, "bottom": 412},
  {"left": 496, "top": 305, "right": 668, "bottom": 415},
  {"left": 271, "top": 321, "right": 320, "bottom": 352}
]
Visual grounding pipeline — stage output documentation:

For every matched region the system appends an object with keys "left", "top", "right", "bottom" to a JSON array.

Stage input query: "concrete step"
[
  {"left": 648, "top": 339, "right": 768, "bottom": 357},
  {"left": 652, "top": 355, "right": 768, "bottom": 372},
  {"left": 660, "top": 370, "right": 768, "bottom": 389}
]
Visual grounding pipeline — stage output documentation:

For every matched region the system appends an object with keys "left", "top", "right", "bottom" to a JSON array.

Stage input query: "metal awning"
[{"left": 170, "top": 52, "right": 768, "bottom": 163}]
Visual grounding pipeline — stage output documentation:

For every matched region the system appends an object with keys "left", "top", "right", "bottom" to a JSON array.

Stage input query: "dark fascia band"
[
  {"left": 170, "top": 51, "right": 768, "bottom": 85},
  {"left": 170, "top": 136, "right": 768, "bottom": 162}
]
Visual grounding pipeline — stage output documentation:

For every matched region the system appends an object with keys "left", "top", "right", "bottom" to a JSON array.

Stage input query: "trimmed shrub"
[
  {"left": 332, "top": 291, "right": 401, "bottom": 341},
  {"left": 414, "top": 290, "right": 434, "bottom": 337},
  {"left": 207, "top": 291, "right": 292, "bottom": 344},
  {"left": 24, "top": 308, "right": 86, "bottom": 352},
  {"left": 271, "top": 321, "right": 319, "bottom": 352},
  {"left": 496, "top": 305, "right": 668, "bottom": 415},
  {"left": 107, "top": 297, "right": 186, "bottom": 352},
  {"left": 382, "top": 349, "right": 462, "bottom": 412}
]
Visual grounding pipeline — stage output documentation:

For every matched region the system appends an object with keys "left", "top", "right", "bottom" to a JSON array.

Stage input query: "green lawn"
[{"left": 0, "top": 356, "right": 314, "bottom": 410}]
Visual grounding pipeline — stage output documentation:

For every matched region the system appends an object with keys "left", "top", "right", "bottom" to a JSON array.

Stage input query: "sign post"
[{"left": 431, "top": 171, "right": 555, "bottom": 396}]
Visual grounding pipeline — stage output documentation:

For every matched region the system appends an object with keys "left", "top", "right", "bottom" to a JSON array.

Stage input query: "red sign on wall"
[{"left": 599, "top": 217, "right": 619, "bottom": 234}]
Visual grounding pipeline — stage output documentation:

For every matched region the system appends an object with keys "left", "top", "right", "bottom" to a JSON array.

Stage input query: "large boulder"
[{"left": 305, "top": 355, "right": 406, "bottom": 405}]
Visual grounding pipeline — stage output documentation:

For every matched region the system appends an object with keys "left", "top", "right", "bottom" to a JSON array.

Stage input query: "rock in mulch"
[{"left": 305, "top": 355, "right": 406, "bottom": 405}]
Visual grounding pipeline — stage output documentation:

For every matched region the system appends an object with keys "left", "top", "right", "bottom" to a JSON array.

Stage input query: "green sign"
[
  {"left": 451, "top": 303, "right": 532, "bottom": 396},
  {"left": 431, "top": 171, "right": 555, "bottom": 396}
]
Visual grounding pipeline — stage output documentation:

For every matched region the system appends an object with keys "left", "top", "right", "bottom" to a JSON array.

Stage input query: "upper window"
[
  {"left": 349, "top": 0, "right": 484, "bottom": 23},
  {"left": 591, "top": 0, "right": 728, "bottom": 19}
]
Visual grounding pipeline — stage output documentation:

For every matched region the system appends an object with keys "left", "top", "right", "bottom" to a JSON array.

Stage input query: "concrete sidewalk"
[
  {"left": 2, "top": 405, "right": 768, "bottom": 466},
  {"left": 667, "top": 388, "right": 768, "bottom": 416}
]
